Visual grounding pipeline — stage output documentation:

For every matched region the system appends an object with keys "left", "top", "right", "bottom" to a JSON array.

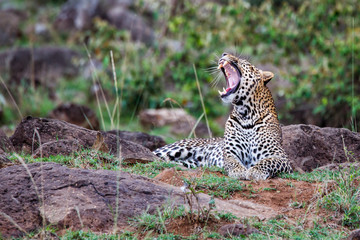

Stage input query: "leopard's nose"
[{"left": 222, "top": 52, "right": 228, "bottom": 57}]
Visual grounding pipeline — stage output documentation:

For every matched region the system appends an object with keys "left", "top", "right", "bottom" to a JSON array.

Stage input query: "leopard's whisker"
[{"left": 210, "top": 72, "right": 223, "bottom": 88}]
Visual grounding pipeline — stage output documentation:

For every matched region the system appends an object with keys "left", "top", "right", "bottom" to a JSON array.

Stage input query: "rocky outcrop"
[
  {"left": 0, "top": 162, "right": 277, "bottom": 238},
  {"left": 10, "top": 116, "right": 157, "bottom": 162},
  {"left": 282, "top": 124, "right": 360, "bottom": 172},
  {"left": 48, "top": 103, "right": 100, "bottom": 130},
  {"left": 10, "top": 117, "right": 359, "bottom": 171}
]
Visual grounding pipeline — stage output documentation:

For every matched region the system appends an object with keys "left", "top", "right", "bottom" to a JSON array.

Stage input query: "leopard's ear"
[{"left": 260, "top": 70, "right": 274, "bottom": 85}]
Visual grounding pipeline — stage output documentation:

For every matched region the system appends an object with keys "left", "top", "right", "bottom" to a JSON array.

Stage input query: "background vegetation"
[{"left": 0, "top": 0, "right": 359, "bottom": 137}]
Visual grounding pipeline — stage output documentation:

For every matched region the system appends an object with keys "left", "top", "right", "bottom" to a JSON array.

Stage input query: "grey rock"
[
  {"left": 0, "top": 47, "right": 80, "bottom": 92},
  {"left": 139, "top": 108, "right": 209, "bottom": 138},
  {"left": 10, "top": 116, "right": 157, "bottom": 162},
  {"left": 105, "top": 6, "right": 154, "bottom": 45},
  {"left": 0, "top": 10, "right": 26, "bottom": 46},
  {"left": 55, "top": 0, "right": 100, "bottom": 31}
]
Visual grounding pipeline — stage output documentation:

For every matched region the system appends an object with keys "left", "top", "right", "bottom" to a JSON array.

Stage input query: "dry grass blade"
[
  {"left": 0, "top": 76, "right": 23, "bottom": 119},
  {"left": 188, "top": 112, "right": 204, "bottom": 139},
  {"left": 83, "top": 43, "right": 106, "bottom": 129},
  {"left": 0, "top": 212, "right": 27, "bottom": 234}
]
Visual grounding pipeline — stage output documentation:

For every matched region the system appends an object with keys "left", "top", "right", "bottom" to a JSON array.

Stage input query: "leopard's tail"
[{"left": 153, "top": 137, "right": 224, "bottom": 168}]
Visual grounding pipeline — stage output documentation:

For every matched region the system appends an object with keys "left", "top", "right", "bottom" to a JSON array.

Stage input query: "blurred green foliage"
[
  {"left": 1, "top": 0, "right": 359, "bottom": 132},
  {"left": 84, "top": 0, "right": 360, "bottom": 130}
]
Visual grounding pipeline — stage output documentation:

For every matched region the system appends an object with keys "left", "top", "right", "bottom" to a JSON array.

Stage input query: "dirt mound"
[
  {"left": 153, "top": 167, "right": 349, "bottom": 230},
  {"left": 282, "top": 124, "right": 360, "bottom": 171}
]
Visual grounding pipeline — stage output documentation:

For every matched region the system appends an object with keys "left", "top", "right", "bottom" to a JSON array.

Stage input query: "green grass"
[
  {"left": 186, "top": 173, "right": 245, "bottom": 199},
  {"left": 9, "top": 152, "right": 183, "bottom": 178},
  {"left": 61, "top": 230, "right": 136, "bottom": 240},
  {"left": 248, "top": 218, "right": 347, "bottom": 240},
  {"left": 19, "top": 216, "right": 349, "bottom": 240},
  {"left": 121, "top": 161, "right": 182, "bottom": 178},
  {"left": 280, "top": 165, "right": 360, "bottom": 182},
  {"left": 129, "top": 204, "right": 185, "bottom": 234},
  {"left": 9, "top": 150, "right": 120, "bottom": 170}
]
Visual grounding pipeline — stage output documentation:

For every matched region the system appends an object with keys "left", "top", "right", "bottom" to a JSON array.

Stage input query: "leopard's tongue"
[{"left": 218, "top": 60, "right": 241, "bottom": 96}]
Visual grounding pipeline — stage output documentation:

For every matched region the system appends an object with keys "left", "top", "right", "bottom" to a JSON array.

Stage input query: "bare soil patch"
[{"left": 154, "top": 167, "right": 353, "bottom": 232}]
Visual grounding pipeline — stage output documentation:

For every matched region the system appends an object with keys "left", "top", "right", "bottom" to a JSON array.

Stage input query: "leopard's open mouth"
[{"left": 218, "top": 60, "right": 241, "bottom": 97}]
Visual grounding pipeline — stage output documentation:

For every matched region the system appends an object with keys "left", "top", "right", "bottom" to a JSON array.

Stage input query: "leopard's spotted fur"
[{"left": 153, "top": 53, "right": 292, "bottom": 180}]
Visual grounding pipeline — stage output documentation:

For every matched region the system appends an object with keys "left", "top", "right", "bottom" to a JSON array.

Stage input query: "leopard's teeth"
[
  {"left": 218, "top": 90, "right": 222, "bottom": 95},
  {"left": 223, "top": 87, "right": 226, "bottom": 92},
  {"left": 223, "top": 61, "right": 229, "bottom": 67},
  {"left": 217, "top": 63, "right": 223, "bottom": 69}
]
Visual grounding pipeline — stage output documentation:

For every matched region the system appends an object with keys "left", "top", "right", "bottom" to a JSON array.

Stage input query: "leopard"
[{"left": 153, "top": 53, "right": 292, "bottom": 180}]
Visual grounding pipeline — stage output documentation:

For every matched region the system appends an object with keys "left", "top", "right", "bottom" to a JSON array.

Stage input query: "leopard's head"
[{"left": 217, "top": 53, "right": 274, "bottom": 107}]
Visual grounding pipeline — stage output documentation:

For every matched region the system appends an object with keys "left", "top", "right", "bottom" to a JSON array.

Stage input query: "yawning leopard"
[{"left": 153, "top": 53, "right": 292, "bottom": 180}]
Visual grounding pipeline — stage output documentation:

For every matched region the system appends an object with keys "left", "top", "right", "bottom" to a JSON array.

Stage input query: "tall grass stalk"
[
  {"left": 83, "top": 44, "right": 106, "bottom": 130},
  {"left": 109, "top": 50, "right": 123, "bottom": 233},
  {"left": 161, "top": 97, "right": 205, "bottom": 139},
  {"left": 188, "top": 112, "right": 204, "bottom": 138},
  {"left": 14, "top": 153, "right": 47, "bottom": 236},
  {"left": 193, "top": 64, "right": 212, "bottom": 138},
  {"left": 110, "top": 50, "right": 121, "bottom": 130},
  {"left": 33, "top": 129, "right": 47, "bottom": 234},
  {"left": 351, "top": 17, "right": 357, "bottom": 132},
  {"left": 75, "top": 206, "right": 84, "bottom": 228}
]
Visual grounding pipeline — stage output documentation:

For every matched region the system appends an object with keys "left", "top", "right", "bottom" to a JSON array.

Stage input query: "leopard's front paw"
[
  {"left": 227, "top": 170, "right": 247, "bottom": 180},
  {"left": 245, "top": 168, "right": 269, "bottom": 180}
]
